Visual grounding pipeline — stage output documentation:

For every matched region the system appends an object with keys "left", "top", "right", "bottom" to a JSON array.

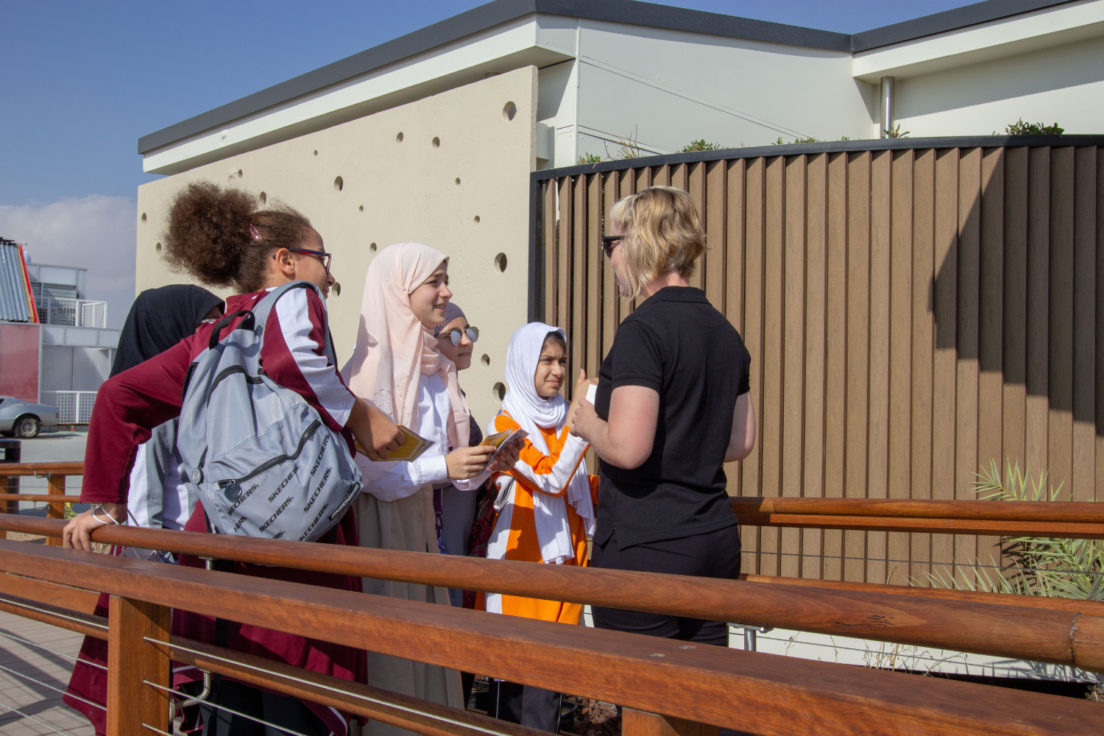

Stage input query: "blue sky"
[{"left": 0, "top": 0, "right": 969, "bottom": 324}]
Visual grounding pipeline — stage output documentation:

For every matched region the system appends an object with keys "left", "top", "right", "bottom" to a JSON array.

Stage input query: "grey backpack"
[{"left": 177, "top": 281, "right": 361, "bottom": 542}]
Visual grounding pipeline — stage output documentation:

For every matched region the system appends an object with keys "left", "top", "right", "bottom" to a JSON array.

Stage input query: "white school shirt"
[{"left": 357, "top": 372, "right": 486, "bottom": 502}]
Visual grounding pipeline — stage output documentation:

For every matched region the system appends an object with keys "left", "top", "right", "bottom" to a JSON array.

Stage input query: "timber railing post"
[
  {"left": 622, "top": 709, "right": 719, "bottom": 736},
  {"left": 45, "top": 472, "right": 66, "bottom": 546},
  {"left": 107, "top": 595, "right": 171, "bottom": 735}
]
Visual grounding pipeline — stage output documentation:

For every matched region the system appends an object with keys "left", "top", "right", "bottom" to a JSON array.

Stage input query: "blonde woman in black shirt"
[{"left": 572, "top": 186, "right": 755, "bottom": 646}]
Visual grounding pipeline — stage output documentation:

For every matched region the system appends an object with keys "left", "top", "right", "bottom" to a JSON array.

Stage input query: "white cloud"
[{"left": 0, "top": 196, "right": 136, "bottom": 329}]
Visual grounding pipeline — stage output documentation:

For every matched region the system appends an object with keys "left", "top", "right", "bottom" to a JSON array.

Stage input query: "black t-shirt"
[{"left": 595, "top": 286, "right": 751, "bottom": 549}]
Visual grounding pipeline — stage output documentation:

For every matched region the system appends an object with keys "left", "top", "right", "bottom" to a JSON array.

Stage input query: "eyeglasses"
[
  {"left": 601, "top": 235, "right": 623, "bottom": 258},
  {"left": 444, "top": 326, "right": 479, "bottom": 345},
  {"left": 289, "top": 247, "right": 332, "bottom": 272}
]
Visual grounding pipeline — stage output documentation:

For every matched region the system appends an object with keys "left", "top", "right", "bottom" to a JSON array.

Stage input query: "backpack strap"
[{"left": 248, "top": 281, "right": 337, "bottom": 364}]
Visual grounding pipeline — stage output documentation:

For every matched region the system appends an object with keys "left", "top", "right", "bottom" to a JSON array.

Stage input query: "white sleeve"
[
  {"left": 274, "top": 288, "right": 354, "bottom": 427},
  {"left": 511, "top": 432, "right": 588, "bottom": 497}
]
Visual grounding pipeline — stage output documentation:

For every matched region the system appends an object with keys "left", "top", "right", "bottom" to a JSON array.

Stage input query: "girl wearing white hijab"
[
  {"left": 483, "top": 322, "right": 596, "bottom": 731},
  {"left": 342, "top": 242, "right": 510, "bottom": 734}
]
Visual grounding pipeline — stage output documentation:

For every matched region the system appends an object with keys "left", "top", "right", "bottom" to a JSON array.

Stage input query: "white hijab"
[{"left": 498, "top": 322, "right": 594, "bottom": 563}]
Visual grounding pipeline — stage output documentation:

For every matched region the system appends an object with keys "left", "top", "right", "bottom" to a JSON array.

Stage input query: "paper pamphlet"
[
  {"left": 586, "top": 383, "right": 597, "bottom": 403},
  {"left": 480, "top": 427, "right": 527, "bottom": 467},
  {"left": 357, "top": 424, "right": 431, "bottom": 462}
]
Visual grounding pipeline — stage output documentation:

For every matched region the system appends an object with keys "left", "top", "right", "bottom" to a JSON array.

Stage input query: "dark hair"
[
  {"left": 541, "top": 330, "right": 567, "bottom": 354},
  {"left": 163, "top": 181, "right": 313, "bottom": 293}
]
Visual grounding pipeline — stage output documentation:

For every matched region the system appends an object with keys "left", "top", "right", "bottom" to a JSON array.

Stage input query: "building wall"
[
  {"left": 136, "top": 67, "right": 538, "bottom": 424},
  {"left": 0, "top": 324, "right": 40, "bottom": 400},
  {"left": 894, "top": 35, "right": 1104, "bottom": 136},
  {"left": 560, "top": 20, "right": 875, "bottom": 164}
]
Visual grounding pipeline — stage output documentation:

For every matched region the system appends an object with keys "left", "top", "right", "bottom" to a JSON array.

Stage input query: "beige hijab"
[{"left": 342, "top": 242, "right": 470, "bottom": 449}]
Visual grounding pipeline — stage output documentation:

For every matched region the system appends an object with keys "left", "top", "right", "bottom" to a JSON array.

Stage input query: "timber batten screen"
[{"left": 531, "top": 137, "right": 1104, "bottom": 585}]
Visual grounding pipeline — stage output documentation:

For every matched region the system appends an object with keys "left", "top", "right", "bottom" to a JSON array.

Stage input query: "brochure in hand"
[
  {"left": 480, "top": 427, "right": 527, "bottom": 467},
  {"left": 356, "top": 424, "right": 431, "bottom": 462}
]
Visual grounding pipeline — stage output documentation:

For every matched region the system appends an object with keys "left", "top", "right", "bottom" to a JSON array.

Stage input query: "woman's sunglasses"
[
  {"left": 601, "top": 235, "right": 623, "bottom": 258},
  {"left": 444, "top": 326, "right": 479, "bottom": 345}
]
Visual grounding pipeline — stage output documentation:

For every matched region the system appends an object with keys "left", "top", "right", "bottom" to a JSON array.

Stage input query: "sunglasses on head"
[
  {"left": 444, "top": 326, "right": 479, "bottom": 345},
  {"left": 601, "top": 235, "right": 623, "bottom": 258}
]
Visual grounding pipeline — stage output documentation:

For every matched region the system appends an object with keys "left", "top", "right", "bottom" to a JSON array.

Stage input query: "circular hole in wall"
[
  {"left": 503, "top": 101, "right": 517, "bottom": 121},
  {"left": 432, "top": 136, "right": 440, "bottom": 148},
  {"left": 396, "top": 132, "right": 404, "bottom": 143},
  {"left": 369, "top": 242, "right": 378, "bottom": 252},
  {"left": 473, "top": 215, "right": 481, "bottom": 223},
  {"left": 455, "top": 177, "right": 461, "bottom": 186},
  {"left": 493, "top": 382, "right": 506, "bottom": 401},
  {"left": 155, "top": 242, "right": 162, "bottom": 253},
  {"left": 332, "top": 282, "right": 342, "bottom": 297},
  {"left": 259, "top": 191, "right": 267, "bottom": 204},
  {"left": 140, "top": 212, "right": 147, "bottom": 223},
  {"left": 236, "top": 169, "right": 243, "bottom": 178},
  {"left": 494, "top": 252, "right": 507, "bottom": 272},
  {"left": 358, "top": 205, "right": 364, "bottom": 212},
  {"left": 334, "top": 176, "right": 344, "bottom": 192},
  {"left": 313, "top": 149, "right": 319, "bottom": 156},
  {"left": 481, "top": 354, "right": 490, "bottom": 367}
]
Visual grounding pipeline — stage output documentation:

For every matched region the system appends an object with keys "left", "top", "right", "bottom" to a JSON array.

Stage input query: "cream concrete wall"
[
  {"left": 135, "top": 66, "right": 538, "bottom": 425},
  {"left": 893, "top": 35, "right": 1104, "bottom": 136}
]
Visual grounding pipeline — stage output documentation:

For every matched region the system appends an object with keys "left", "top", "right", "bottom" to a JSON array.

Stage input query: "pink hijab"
[{"left": 342, "top": 242, "right": 471, "bottom": 449}]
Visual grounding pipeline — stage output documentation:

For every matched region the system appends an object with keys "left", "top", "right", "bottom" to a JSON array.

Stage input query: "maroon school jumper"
[{"left": 64, "top": 289, "right": 364, "bottom": 735}]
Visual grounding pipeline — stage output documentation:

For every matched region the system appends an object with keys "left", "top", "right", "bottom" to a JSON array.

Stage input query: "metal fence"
[
  {"left": 35, "top": 297, "right": 106, "bottom": 328},
  {"left": 42, "top": 390, "right": 96, "bottom": 424},
  {"left": 530, "top": 135, "right": 1104, "bottom": 585}
]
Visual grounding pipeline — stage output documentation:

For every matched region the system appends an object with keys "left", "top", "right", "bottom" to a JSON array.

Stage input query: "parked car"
[{"left": 0, "top": 396, "right": 59, "bottom": 438}]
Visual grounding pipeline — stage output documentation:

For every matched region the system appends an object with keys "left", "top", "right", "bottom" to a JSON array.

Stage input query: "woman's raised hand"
[
  {"left": 445, "top": 445, "right": 496, "bottom": 480},
  {"left": 567, "top": 368, "right": 597, "bottom": 429}
]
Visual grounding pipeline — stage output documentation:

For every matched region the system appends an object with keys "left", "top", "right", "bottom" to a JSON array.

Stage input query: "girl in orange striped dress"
[{"left": 483, "top": 322, "right": 597, "bottom": 731}]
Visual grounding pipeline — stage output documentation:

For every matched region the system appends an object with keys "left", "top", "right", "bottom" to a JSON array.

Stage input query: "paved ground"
[{"left": 2, "top": 430, "right": 94, "bottom": 734}]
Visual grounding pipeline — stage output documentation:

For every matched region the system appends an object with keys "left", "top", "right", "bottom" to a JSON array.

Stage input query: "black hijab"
[{"left": 110, "top": 284, "right": 223, "bottom": 377}]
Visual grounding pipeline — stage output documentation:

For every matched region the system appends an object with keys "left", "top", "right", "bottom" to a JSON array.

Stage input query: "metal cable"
[
  {"left": 158, "top": 638, "right": 519, "bottom": 736},
  {"left": 0, "top": 627, "right": 86, "bottom": 663},
  {"left": 0, "top": 698, "right": 71, "bottom": 736},
  {"left": 0, "top": 594, "right": 108, "bottom": 632}
]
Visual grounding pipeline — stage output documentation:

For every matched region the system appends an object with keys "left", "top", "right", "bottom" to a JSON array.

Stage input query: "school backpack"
[{"left": 176, "top": 281, "right": 362, "bottom": 542}]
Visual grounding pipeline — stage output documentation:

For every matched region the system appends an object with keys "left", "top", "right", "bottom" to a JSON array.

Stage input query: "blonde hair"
[{"left": 608, "top": 186, "right": 705, "bottom": 299}]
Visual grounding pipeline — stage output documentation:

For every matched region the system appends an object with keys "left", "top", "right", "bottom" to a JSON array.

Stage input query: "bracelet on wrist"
[{"left": 90, "top": 505, "right": 121, "bottom": 525}]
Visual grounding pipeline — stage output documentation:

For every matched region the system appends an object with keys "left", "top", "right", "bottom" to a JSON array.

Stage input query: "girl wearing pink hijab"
[{"left": 342, "top": 242, "right": 514, "bottom": 733}]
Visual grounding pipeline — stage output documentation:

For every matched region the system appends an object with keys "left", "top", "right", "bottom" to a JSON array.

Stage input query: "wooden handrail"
[
  {"left": 732, "top": 497, "right": 1104, "bottom": 522},
  {"left": 4, "top": 516, "right": 1103, "bottom": 672},
  {"left": 0, "top": 461, "right": 84, "bottom": 477},
  {"left": 2, "top": 538, "right": 1101, "bottom": 736}
]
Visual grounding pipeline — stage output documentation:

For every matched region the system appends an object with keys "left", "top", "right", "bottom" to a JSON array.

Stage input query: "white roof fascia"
[
  {"left": 142, "top": 16, "right": 576, "bottom": 175},
  {"left": 852, "top": 0, "right": 1104, "bottom": 81}
]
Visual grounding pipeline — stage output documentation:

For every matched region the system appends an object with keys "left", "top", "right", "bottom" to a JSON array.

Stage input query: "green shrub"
[
  {"left": 577, "top": 153, "right": 603, "bottom": 165},
  {"left": 682, "top": 139, "right": 722, "bottom": 152},
  {"left": 1005, "top": 118, "right": 1065, "bottom": 135}
]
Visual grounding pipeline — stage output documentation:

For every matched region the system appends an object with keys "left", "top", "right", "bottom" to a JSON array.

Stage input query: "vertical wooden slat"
[
  {"left": 1072, "top": 147, "right": 1097, "bottom": 501},
  {"left": 867, "top": 151, "right": 892, "bottom": 585},
  {"left": 623, "top": 708, "right": 717, "bottom": 736},
  {"left": 653, "top": 164, "right": 671, "bottom": 187},
  {"left": 1026, "top": 147, "right": 1051, "bottom": 478},
  {"left": 1002, "top": 148, "right": 1029, "bottom": 481},
  {"left": 45, "top": 474, "right": 65, "bottom": 547},
  {"left": 823, "top": 153, "right": 849, "bottom": 580},
  {"left": 543, "top": 181, "right": 558, "bottom": 323},
  {"left": 977, "top": 148, "right": 1006, "bottom": 574},
  {"left": 687, "top": 162, "right": 706, "bottom": 292},
  {"left": 911, "top": 149, "right": 936, "bottom": 585},
  {"left": 803, "top": 153, "right": 828, "bottom": 580},
  {"left": 1097, "top": 149, "right": 1104, "bottom": 500},
  {"left": 742, "top": 158, "right": 766, "bottom": 572},
  {"left": 725, "top": 160, "right": 748, "bottom": 501},
  {"left": 887, "top": 150, "right": 914, "bottom": 586},
  {"left": 955, "top": 148, "right": 981, "bottom": 576},
  {"left": 671, "top": 162, "right": 689, "bottom": 195},
  {"left": 759, "top": 156, "right": 785, "bottom": 575},
  {"left": 781, "top": 154, "right": 806, "bottom": 579},
  {"left": 845, "top": 152, "right": 871, "bottom": 583},
  {"left": 704, "top": 162, "right": 727, "bottom": 311},
  {"left": 601, "top": 173, "right": 621, "bottom": 359},
  {"left": 931, "top": 148, "right": 959, "bottom": 583},
  {"left": 1048, "top": 147, "right": 1075, "bottom": 495},
  {"left": 107, "top": 596, "right": 171, "bottom": 735},
  {"left": 584, "top": 174, "right": 602, "bottom": 382},
  {"left": 556, "top": 178, "right": 573, "bottom": 333}
]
